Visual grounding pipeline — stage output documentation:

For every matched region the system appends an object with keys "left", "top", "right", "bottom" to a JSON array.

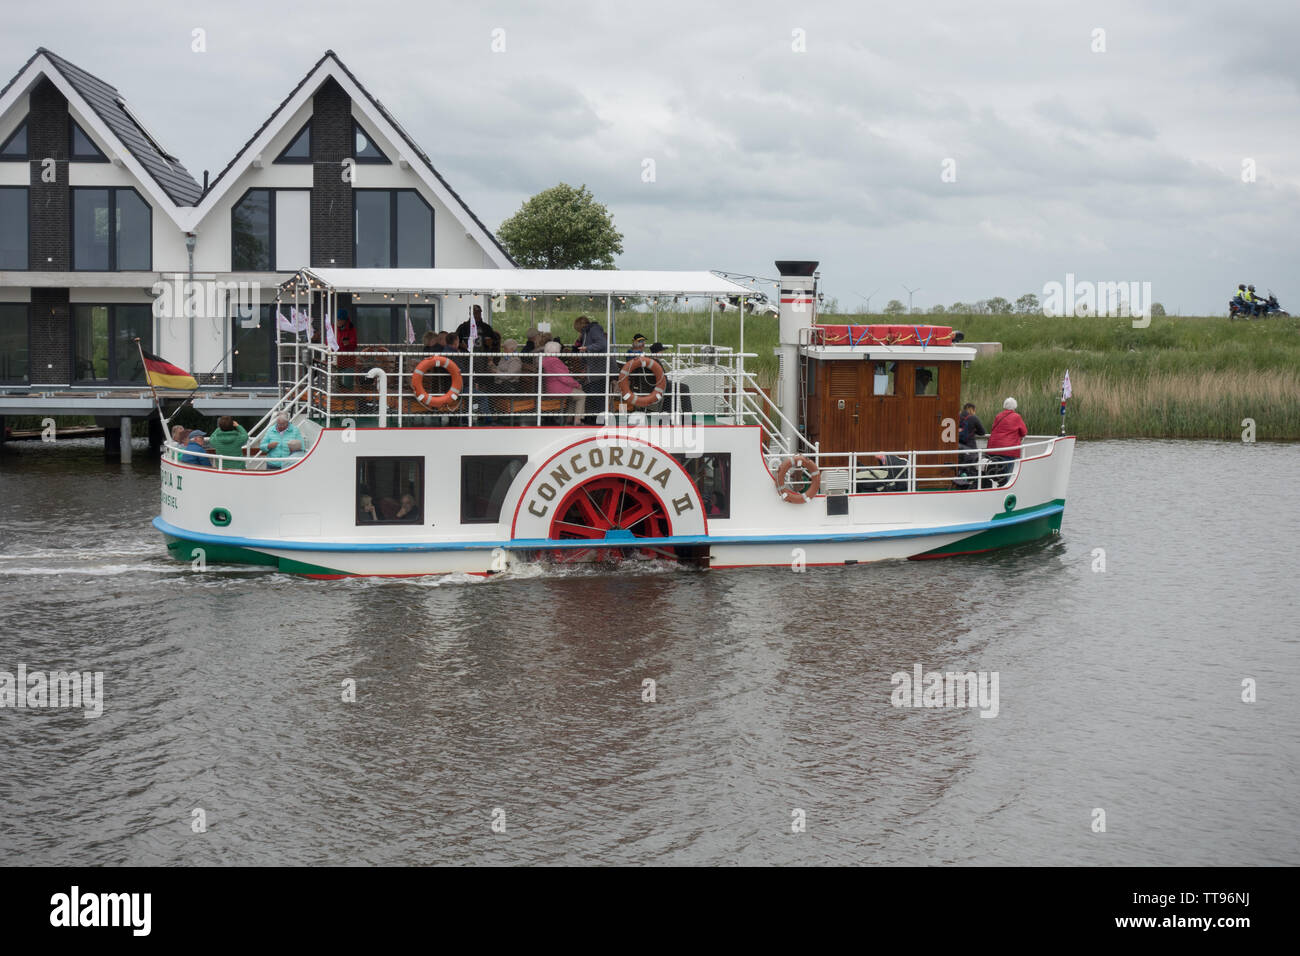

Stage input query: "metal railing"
[
  {"left": 803, "top": 437, "right": 1059, "bottom": 494},
  {"left": 277, "top": 342, "right": 762, "bottom": 429}
]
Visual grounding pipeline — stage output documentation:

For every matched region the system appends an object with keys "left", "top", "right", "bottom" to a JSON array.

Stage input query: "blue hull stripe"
[{"left": 153, "top": 502, "right": 1064, "bottom": 554}]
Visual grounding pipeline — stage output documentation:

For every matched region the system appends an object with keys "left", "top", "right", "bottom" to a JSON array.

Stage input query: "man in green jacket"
[{"left": 207, "top": 416, "right": 249, "bottom": 469}]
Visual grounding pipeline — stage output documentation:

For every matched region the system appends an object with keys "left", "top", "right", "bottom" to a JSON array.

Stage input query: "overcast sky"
[{"left": 5, "top": 0, "right": 1299, "bottom": 313}]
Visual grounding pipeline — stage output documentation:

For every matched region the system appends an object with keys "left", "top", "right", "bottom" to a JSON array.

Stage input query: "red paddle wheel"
[{"left": 546, "top": 475, "right": 674, "bottom": 563}]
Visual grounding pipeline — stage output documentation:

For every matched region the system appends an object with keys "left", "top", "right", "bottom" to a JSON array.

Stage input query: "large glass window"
[
  {"left": 0, "top": 303, "right": 28, "bottom": 383},
  {"left": 0, "top": 187, "right": 26, "bottom": 269},
  {"left": 350, "top": 304, "right": 436, "bottom": 344},
  {"left": 395, "top": 191, "right": 433, "bottom": 268},
  {"left": 232, "top": 189, "right": 272, "bottom": 271},
  {"left": 354, "top": 192, "right": 390, "bottom": 269},
  {"left": 73, "top": 304, "right": 152, "bottom": 383},
  {"left": 461, "top": 456, "right": 527, "bottom": 523},
  {"left": 354, "top": 190, "right": 433, "bottom": 268},
  {"left": 914, "top": 365, "right": 939, "bottom": 397},
  {"left": 71, "top": 188, "right": 150, "bottom": 270},
  {"left": 356, "top": 457, "right": 424, "bottom": 525},
  {"left": 116, "top": 190, "right": 150, "bottom": 270},
  {"left": 231, "top": 304, "right": 276, "bottom": 386}
]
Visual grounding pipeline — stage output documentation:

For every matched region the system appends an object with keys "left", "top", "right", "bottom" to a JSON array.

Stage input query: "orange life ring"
[
  {"left": 775, "top": 455, "right": 821, "bottom": 503},
  {"left": 411, "top": 355, "right": 463, "bottom": 410},
  {"left": 617, "top": 356, "right": 667, "bottom": 409}
]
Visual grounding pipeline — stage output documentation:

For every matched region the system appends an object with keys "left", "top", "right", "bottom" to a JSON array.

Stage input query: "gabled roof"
[
  {"left": 192, "top": 51, "right": 514, "bottom": 267},
  {"left": 0, "top": 48, "right": 202, "bottom": 206}
]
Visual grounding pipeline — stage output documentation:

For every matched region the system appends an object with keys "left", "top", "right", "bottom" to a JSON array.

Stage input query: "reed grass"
[{"left": 489, "top": 308, "right": 1300, "bottom": 440}]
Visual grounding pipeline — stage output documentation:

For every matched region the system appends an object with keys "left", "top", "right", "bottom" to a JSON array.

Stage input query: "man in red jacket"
[{"left": 985, "top": 397, "right": 1028, "bottom": 487}]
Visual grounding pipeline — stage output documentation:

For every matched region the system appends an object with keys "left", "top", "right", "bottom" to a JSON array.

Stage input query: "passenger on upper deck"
[
  {"left": 260, "top": 414, "right": 306, "bottom": 468},
  {"left": 543, "top": 340, "right": 586, "bottom": 425},
  {"left": 575, "top": 316, "right": 609, "bottom": 422},
  {"left": 171, "top": 425, "right": 190, "bottom": 445},
  {"left": 456, "top": 305, "right": 492, "bottom": 348}
]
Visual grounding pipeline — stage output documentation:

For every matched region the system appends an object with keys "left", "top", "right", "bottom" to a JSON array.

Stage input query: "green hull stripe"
[
  {"left": 912, "top": 499, "right": 1066, "bottom": 558},
  {"left": 163, "top": 534, "right": 346, "bottom": 577}
]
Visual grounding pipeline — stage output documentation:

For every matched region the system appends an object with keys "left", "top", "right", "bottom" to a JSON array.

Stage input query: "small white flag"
[
  {"left": 325, "top": 315, "right": 339, "bottom": 351},
  {"left": 1062, "top": 369, "right": 1072, "bottom": 401},
  {"left": 405, "top": 305, "right": 416, "bottom": 345},
  {"left": 276, "top": 307, "right": 295, "bottom": 333}
]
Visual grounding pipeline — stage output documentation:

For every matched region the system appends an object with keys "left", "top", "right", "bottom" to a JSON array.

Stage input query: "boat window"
[
  {"left": 356, "top": 456, "right": 424, "bottom": 525},
  {"left": 461, "top": 455, "right": 527, "bottom": 524},
  {"left": 872, "top": 362, "right": 895, "bottom": 396},
  {"left": 673, "top": 452, "right": 731, "bottom": 518},
  {"left": 914, "top": 365, "right": 938, "bottom": 396}
]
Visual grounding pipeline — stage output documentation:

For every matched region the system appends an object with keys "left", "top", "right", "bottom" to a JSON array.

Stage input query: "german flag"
[{"left": 141, "top": 350, "right": 198, "bottom": 390}]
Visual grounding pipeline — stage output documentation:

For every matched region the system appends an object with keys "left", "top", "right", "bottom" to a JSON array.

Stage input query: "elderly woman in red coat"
[{"left": 986, "top": 397, "right": 1028, "bottom": 486}]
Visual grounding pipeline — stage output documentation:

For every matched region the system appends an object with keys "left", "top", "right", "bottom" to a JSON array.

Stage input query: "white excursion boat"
[{"left": 153, "top": 261, "right": 1074, "bottom": 577}]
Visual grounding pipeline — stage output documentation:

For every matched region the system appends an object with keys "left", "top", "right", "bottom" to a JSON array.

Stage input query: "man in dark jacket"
[{"left": 955, "top": 402, "right": 985, "bottom": 487}]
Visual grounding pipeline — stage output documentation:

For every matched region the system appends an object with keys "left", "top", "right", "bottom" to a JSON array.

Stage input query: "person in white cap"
[{"left": 985, "top": 397, "right": 1028, "bottom": 486}]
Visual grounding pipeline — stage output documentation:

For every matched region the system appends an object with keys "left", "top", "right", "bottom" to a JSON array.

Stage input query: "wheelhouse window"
[
  {"left": 673, "top": 452, "right": 732, "bottom": 518},
  {"left": 70, "top": 118, "right": 107, "bottom": 161},
  {"left": 357, "top": 457, "right": 424, "bottom": 525},
  {"left": 354, "top": 189, "right": 433, "bottom": 268},
  {"left": 0, "top": 120, "right": 27, "bottom": 160},
  {"left": 872, "top": 362, "right": 896, "bottom": 396},
  {"left": 0, "top": 303, "right": 28, "bottom": 383},
  {"left": 0, "top": 187, "right": 27, "bottom": 269},
  {"left": 353, "top": 122, "right": 389, "bottom": 163},
  {"left": 72, "top": 304, "right": 152, "bottom": 383},
  {"left": 461, "top": 456, "right": 527, "bottom": 524},
  {"left": 71, "top": 187, "right": 151, "bottom": 270},
  {"left": 275, "top": 120, "right": 311, "bottom": 163},
  {"left": 914, "top": 365, "right": 938, "bottom": 396}
]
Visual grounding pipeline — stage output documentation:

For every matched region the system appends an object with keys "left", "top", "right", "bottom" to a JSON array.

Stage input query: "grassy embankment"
[{"left": 491, "top": 307, "right": 1299, "bottom": 440}]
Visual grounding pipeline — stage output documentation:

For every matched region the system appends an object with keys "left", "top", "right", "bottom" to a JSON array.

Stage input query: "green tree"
[
  {"left": 883, "top": 299, "right": 906, "bottom": 315},
  {"left": 949, "top": 302, "right": 971, "bottom": 314},
  {"left": 1151, "top": 302, "right": 1166, "bottom": 316},
  {"left": 1015, "top": 293, "right": 1040, "bottom": 314},
  {"left": 496, "top": 183, "right": 624, "bottom": 269},
  {"left": 986, "top": 296, "right": 1012, "bottom": 314},
  {"left": 929, "top": 303, "right": 947, "bottom": 315}
]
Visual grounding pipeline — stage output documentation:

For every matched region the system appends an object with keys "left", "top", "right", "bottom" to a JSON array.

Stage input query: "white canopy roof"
[{"left": 298, "top": 268, "right": 751, "bottom": 297}]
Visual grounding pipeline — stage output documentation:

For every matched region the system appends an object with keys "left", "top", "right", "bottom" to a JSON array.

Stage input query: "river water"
[{"left": 1, "top": 438, "right": 1296, "bottom": 866}]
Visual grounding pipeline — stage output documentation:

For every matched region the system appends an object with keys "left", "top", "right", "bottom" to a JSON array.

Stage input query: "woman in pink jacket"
[{"left": 542, "top": 341, "right": 586, "bottom": 424}]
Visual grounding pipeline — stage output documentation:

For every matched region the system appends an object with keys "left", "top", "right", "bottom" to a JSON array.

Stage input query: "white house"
[{"left": 0, "top": 48, "right": 512, "bottom": 444}]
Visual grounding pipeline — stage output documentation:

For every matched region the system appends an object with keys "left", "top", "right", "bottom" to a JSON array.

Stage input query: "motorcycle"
[{"left": 1229, "top": 292, "right": 1288, "bottom": 319}]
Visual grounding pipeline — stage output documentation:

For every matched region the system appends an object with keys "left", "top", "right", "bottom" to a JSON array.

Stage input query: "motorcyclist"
[
  {"left": 1247, "top": 284, "right": 1263, "bottom": 316},
  {"left": 1232, "top": 284, "right": 1249, "bottom": 315}
]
